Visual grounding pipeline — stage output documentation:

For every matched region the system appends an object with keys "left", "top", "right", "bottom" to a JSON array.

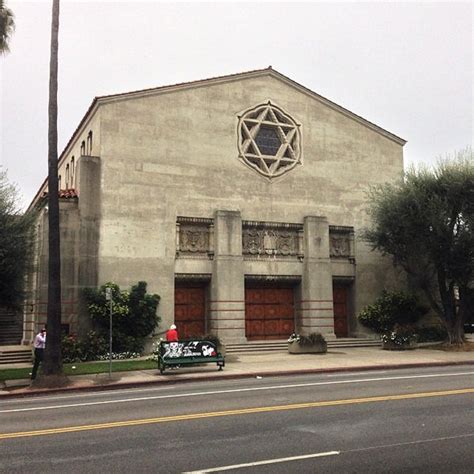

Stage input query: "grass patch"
[{"left": 0, "top": 358, "right": 157, "bottom": 382}]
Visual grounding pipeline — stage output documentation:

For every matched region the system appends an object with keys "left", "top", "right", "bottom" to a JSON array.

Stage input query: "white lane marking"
[
  {"left": 183, "top": 451, "right": 340, "bottom": 473},
  {"left": 1, "top": 371, "right": 473, "bottom": 414},
  {"left": 0, "top": 367, "right": 462, "bottom": 406},
  {"left": 1, "top": 448, "right": 144, "bottom": 469},
  {"left": 327, "top": 371, "right": 389, "bottom": 376},
  {"left": 347, "top": 432, "right": 474, "bottom": 453},
  {"left": 0, "top": 377, "right": 250, "bottom": 405},
  {"left": 0, "top": 383, "right": 179, "bottom": 405},
  {"left": 185, "top": 432, "right": 474, "bottom": 473}
]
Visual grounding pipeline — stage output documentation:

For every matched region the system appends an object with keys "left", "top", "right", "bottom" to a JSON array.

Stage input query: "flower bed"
[
  {"left": 381, "top": 326, "right": 418, "bottom": 351},
  {"left": 287, "top": 333, "right": 327, "bottom": 354}
]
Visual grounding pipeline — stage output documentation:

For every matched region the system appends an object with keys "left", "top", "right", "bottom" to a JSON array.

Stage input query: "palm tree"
[
  {"left": 36, "top": 0, "right": 67, "bottom": 386},
  {"left": 0, "top": 0, "right": 15, "bottom": 54}
]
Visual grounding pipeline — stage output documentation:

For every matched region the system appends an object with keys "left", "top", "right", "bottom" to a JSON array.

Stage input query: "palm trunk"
[{"left": 40, "top": 0, "right": 65, "bottom": 383}]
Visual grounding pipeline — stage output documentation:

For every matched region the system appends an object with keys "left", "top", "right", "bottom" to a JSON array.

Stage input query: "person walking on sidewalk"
[
  {"left": 31, "top": 327, "right": 46, "bottom": 380},
  {"left": 166, "top": 324, "right": 179, "bottom": 342}
]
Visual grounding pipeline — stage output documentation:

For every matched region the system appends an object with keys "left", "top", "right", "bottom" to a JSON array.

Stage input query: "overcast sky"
[{"left": 1, "top": 0, "right": 472, "bottom": 209}]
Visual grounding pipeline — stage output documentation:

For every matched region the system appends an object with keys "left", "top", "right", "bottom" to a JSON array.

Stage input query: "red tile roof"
[
  {"left": 41, "top": 188, "right": 79, "bottom": 200},
  {"left": 59, "top": 189, "right": 79, "bottom": 199}
]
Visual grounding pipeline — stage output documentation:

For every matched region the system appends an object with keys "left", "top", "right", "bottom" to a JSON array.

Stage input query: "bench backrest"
[{"left": 159, "top": 340, "right": 219, "bottom": 360}]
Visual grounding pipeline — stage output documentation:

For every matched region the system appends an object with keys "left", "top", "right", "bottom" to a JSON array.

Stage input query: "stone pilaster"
[
  {"left": 77, "top": 156, "right": 101, "bottom": 336},
  {"left": 300, "top": 216, "right": 335, "bottom": 337},
  {"left": 210, "top": 210, "right": 246, "bottom": 343}
]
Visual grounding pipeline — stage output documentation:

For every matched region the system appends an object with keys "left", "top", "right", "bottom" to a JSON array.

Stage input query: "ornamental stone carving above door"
[
  {"left": 176, "top": 217, "right": 214, "bottom": 259},
  {"left": 237, "top": 101, "right": 302, "bottom": 179},
  {"left": 242, "top": 221, "right": 303, "bottom": 259}
]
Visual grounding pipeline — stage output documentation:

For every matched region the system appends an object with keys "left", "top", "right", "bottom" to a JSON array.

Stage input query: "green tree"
[
  {"left": 84, "top": 282, "right": 160, "bottom": 353},
  {"left": 0, "top": 0, "right": 15, "bottom": 54},
  {"left": 364, "top": 148, "right": 474, "bottom": 345},
  {"left": 0, "top": 168, "right": 36, "bottom": 307},
  {"left": 39, "top": 0, "right": 65, "bottom": 386}
]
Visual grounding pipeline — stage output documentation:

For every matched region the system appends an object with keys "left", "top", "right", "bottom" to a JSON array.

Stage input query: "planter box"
[
  {"left": 288, "top": 341, "right": 327, "bottom": 354},
  {"left": 382, "top": 340, "right": 418, "bottom": 351}
]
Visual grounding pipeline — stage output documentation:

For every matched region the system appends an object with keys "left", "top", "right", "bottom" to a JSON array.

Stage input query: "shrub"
[
  {"left": 61, "top": 334, "right": 82, "bottom": 363},
  {"left": 416, "top": 325, "right": 448, "bottom": 342},
  {"left": 358, "top": 290, "right": 427, "bottom": 334},
  {"left": 61, "top": 331, "right": 108, "bottom": 363},
  {"left": 83, "top": 281, "right": 160, "bottom": 353}
]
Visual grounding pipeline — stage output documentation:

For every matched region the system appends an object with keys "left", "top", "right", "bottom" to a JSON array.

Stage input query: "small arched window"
[
  {"left": 65, "top": 164, "right": 70, "bottom": 189},
  {"left": 58, "top": 175, "right": 62, "bottom": 190},
  {"left": 80, "top": 141, "right": 86, "bottom": 156},
  {"left": 71, "top": 156, "right": 75, "bottom": 187},
  {"left": 87, "top": 131, "right": 93, "bottom": 154}
]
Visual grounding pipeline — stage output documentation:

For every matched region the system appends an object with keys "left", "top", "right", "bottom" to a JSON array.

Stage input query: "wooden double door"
[
  {"left": 333, "top": 283, "right": 350, "bottom": 338},
  {"left": 174, "top": 285, "right": 206, "bottom": 339},
  {"left": 245, "top": 287, "right": 295, "bottom": 340}
]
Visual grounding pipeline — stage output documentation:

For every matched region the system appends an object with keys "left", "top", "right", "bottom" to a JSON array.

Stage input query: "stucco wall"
[{"left": 93, "top": 73, "right": 404, "bottom": 330}]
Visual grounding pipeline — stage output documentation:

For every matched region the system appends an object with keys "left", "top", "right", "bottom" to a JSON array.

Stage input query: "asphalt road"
[{"left": 0, "top": 366, "right": 473, "bottom": 473}]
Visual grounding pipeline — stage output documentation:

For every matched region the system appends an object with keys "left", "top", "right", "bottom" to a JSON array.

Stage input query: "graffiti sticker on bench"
[
  {"left": 157, "top": 340, "right": 225, "bottom": 374},
  {"left": 160, "top": 341, "right": 218, "bottom": 359}
]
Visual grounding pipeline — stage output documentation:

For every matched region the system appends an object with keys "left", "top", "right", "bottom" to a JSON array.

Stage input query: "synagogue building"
[{"left": 24, "top": 68, "right": 406, "bottom": 344}]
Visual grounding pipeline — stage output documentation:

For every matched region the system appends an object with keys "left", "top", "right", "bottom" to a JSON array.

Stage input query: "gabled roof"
[
  {"left": 29, "top": 67, "right": 406, "bottom": 210},
  {"left": 73, "top": 66, "right": 406, "bottom": 154}
]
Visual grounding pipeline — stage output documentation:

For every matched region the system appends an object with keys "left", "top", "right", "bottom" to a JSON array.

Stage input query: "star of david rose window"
[{"left": 238, "top": 101, "right": 302, "bottom": 179}]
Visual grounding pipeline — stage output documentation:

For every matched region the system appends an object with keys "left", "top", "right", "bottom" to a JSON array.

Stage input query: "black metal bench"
[{"left": 157, "top": 340, "right": 225, "bottom": 374}]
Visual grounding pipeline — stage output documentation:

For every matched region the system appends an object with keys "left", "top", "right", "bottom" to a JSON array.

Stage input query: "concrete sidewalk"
[{"left": 1, "top": 344, "right": 473, "bottom": 399}]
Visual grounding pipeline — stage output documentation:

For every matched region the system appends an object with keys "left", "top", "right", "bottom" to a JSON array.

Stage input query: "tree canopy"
[
  {"left": 84, "top": 281, "right": 161, "bottom": 353},
  {"left": 0, "top": 168, "right": 36, "bottom": 308},
  {"left": 364, "top": 148, "right": 474, "bottom": 344},
  {"left": 0, "top": 0, "right": 15, "bottom": 54}
]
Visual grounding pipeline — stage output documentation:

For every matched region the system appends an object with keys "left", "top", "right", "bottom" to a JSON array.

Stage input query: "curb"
[{"left": 1, "top": 360, "right": 474, "bottom": 400}]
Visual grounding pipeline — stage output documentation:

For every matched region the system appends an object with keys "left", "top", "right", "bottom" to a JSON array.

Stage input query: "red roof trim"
[{"left": 40, "top": 188, "right": 79, "bottom": 200}]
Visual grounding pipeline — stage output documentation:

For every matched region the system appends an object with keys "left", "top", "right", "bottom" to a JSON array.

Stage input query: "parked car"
[{"left": 464, "top": 322, "right": 474, "bottom": 334}]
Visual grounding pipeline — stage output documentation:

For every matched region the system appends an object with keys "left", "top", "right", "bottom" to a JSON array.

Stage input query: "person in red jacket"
[{"left": 166, "top": 324, "right": 179, "bottom": 342}]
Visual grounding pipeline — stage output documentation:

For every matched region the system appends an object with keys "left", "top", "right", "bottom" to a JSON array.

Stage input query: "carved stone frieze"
[
  {"left": 176, "top": 217, "right": 214, "bottom": 259},
  {"left": 180, "top": 228, "right": 209, "bottom": 253},
  {"left": 330, "top": 236, "right": 351, "bottom": 257},
  {"left": 329, "top": 225, "right": 355, "bottom": 260},
  {"left": 242, "top": 221, "right": 303, "bottom": 259}
]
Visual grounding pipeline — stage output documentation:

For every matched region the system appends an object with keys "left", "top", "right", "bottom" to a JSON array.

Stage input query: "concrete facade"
[{"left": 24, "top": 68, "right": 406, "bottom": 345}]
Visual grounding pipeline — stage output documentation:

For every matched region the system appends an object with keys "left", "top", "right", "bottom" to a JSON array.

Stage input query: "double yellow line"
[{"left": 1, "top": 388, "right": 473, "bottom": 440}]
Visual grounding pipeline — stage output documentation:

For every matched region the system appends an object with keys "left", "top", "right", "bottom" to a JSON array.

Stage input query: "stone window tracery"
[{"left": 238, "top": 101, "right": 302, "bottom": 179}]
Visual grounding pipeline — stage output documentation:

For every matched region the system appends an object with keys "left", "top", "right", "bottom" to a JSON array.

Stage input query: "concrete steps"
[
  {"left": 0, "top": 346, "right": 32, "bottom": 365},
  {"left": 0, "top": 308, "right": 23, "bottom": 346},
  {"left": 226, "top": 338, "right": 381, "bottom": 354}
]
